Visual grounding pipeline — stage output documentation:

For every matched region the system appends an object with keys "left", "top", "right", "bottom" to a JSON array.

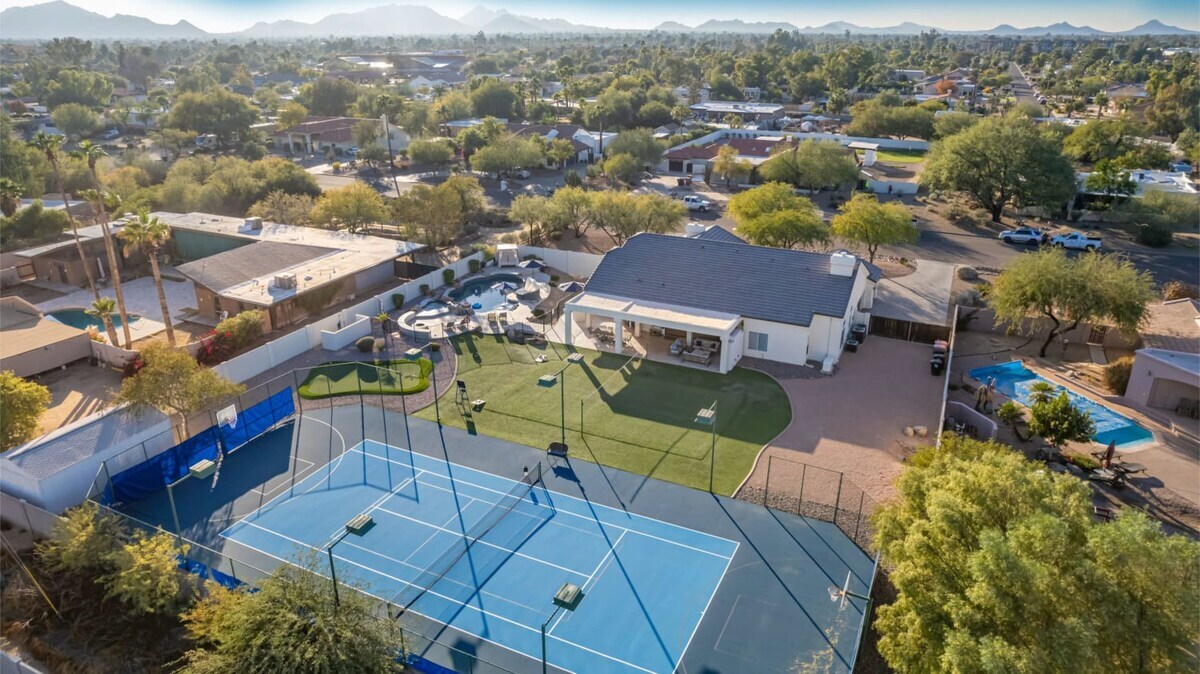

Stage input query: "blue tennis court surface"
[{"left": 221, "top": 439, "right": 737, "bottom": 674}]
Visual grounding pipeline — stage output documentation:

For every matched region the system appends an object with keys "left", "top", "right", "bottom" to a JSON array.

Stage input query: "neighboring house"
[
  {"left": 0, "top": 296, "right": 92, "bottom": 377},
  {"left": 660, "top": 132, "right": 791, "bottom": 175},
  {"left": 563, "top": 233, "right": 879, "bottom": 373},
  {"left": 272, "top": 116, "right": 410, "bottom": 155},
  {"left": 690, "top": 102, "right": 786, "bottom": 128},
  {"left": 506, "top": 123, "right": 595, "bottom": 164},
  {"left": 1104, "top": 83, "right": 1149, "bottom": 100},
  {"left": 1076, "top": 168, "right": 1199, "bottom": 199},
  {"left": 891, "top": 69, "right": 927, "bottom": 82},
  {"left": 405, "top": 73, "right": 467, "bottom": 89},
  {"left": 1124, "top": 299, "right": 1200, "bottom": 420},
  {"left": 169, "top": 213, "right": 423, "bottom": 332},
  {"left": 11, "top": 215, "right": 139, "bottom": 289},
  {"left": 913, "top": 68, "right": 976, "bottom": 97}
]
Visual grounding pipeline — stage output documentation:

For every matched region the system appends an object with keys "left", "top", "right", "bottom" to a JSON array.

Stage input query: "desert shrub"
[
  {"left": 1162, "top": 281, "right": 1199, "bottom": 301},
  {"left": 391, "top": 293, "right": 404, "bottom": 309},
  {"left": 443, "top": 269, "right": 456, "bottom": 286},
  {"left": 214, "top": 310, "right": 264, "bottom": 349},
  {"left": 419, "top": 283, "right": 430, "bottom": 295},
  {"left": 957, "top": 266, "right": 979, "bottom": 281},
  {"left": 564, "top": 169, "right": 582, "bottom": 187},
  {"left": 468, "top": 259, "right": 480, "bottom": 273},
  {"left": 1136, "top": 221, "right": 1173, "bottom": 247},
  {"left": 1104, "top": 356, "right": 1135, "bottom": 395},
  {"left": 356, "top": 336, "right": 375, "bottom": 353}
]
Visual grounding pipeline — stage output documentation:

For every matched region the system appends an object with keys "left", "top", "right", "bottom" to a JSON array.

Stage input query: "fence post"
[
  {"left": 854, "top": 491, "right": 865, "bottom": 543},
  {"left": 833, "top": 473, "right": 843, "bottom": 524},
  {"left": 19, "top": 499, "right": 34, "bottom": 535},
  {"left": 797, "top": 463, "right": 806, "bottom": 514},
  {"left": 764, "top": 456, "right": 772, "bottom": 507}
]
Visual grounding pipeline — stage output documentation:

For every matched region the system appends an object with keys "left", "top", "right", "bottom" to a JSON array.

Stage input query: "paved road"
[
  {"left": 1007, "top": 63, "right": 1041, "bottom": 107},
  {"left": 880, "top": 222, "right": 1200, "bottom": 285}
]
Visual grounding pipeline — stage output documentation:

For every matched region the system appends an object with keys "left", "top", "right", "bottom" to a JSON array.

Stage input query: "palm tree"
[
  {"left": 996, "top": 401, "right": 1029, "bottom": 442},
  {"left": 87, "top": 296, "right": 120, "bottom": 347},
  {"left": 32, "top": 132, "right": 99, "bottom": 300},
  {"left": 1026, "top": 381, "right": 1057, "bottom": 407},
  {"left": 119, "top": 211, "right": 176, "bottom": 346},
  {"left": 74, "top": 140, "right": 132, "bottom": 348}
]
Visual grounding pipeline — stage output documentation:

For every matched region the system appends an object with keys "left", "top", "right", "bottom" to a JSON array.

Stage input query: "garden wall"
[
  {"left": 321, "top": 315, "right": 371, "bottom": 351},
  {"left": 517, "top": 246, "right": 604, "bottom": 279}
]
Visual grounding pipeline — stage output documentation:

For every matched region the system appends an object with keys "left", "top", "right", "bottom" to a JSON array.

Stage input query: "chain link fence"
[{"left": 739, "top": 456, "right": 877, "bottom": 551}]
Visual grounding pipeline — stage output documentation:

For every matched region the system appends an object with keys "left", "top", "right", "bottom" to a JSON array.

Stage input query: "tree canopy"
[
  {"left": 605, "top": 129, "right": 666, "bottom": 166},
  {"left": 988, "top": 247, "right": 1156, "bottom": 357},
  {"left": 469, "top": 134, "right": 543, "bottom": 175},
  {"left": 165, "top": 89, "right": 258, "bottom": 149},
  {"left": 758, "top": 140, "right": 859, "bottom": 192},
  {"left": 312, "top": 182, "right": 388, "bottom": 233},
  {"left": 116, "top": 343, "right": 244, "bottom": 434},
  {"left": 873, "top": 435, "right": 1200, "bottom": 673},
  {"left": 0, "top": 371, "right": 51, "bottom": 450},
  {"left": 921, "top": 116, "right": 1076, "bottom": 222},
  {"left": 727, "top": 182, "right": 828, "bottom": 249},
  {"left": 829, "top": 193, "right": 917, "bottom": 263}
]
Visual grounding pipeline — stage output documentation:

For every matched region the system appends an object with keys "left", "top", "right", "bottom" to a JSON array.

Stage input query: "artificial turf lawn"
[
  {"left": 414, "top": 334, "right": 792, "bottom": 495},
  {"left": 855, "top": 148, "right": 927, "bottom": 164},
  {"left": 297, "top": 359, "right": 432, "bottom": 399}
]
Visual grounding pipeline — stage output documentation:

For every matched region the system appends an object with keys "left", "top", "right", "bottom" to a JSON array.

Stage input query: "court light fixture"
[
  {"left": 328, "top": 513, "right": 374, "bottom": 608},
  {"left": 694, "top": 401, "right": 718, "bottom": 492},
  {"left": 543, "top": 581, "right": 584, "bottom": 674}
]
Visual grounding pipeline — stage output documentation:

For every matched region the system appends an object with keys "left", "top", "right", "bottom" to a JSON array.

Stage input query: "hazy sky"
[{"left": 2, "top": 0, "right": 1198, "bottom": 33}]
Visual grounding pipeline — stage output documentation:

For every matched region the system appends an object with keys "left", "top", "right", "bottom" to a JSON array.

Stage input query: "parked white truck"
[
  {"left": 1049, "top": 231, "right": 1102, "bottom": 250},
  {"left": 681, "top": 195, "right": 712, "bottom": 212}
]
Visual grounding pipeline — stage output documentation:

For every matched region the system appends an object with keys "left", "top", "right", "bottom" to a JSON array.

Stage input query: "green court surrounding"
[
  {"left": 857, "top": 148, "right": 927, "bottom": 164},
  {"left": 297, "top": 359, "right": 432, "bottom": 399},
  {"left": 416, "top": 334, "right": 792, "bottom": 495}
]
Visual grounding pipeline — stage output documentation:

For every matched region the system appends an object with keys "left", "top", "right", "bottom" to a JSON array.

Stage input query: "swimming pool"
[
  {"left": 969, "top": 361, "right": 1154, "bottom": 448},
  {"left": 46, "top": 308, "right": 141, "bottom": 332},
  {"left": 448, "top": 273, "right": 522, "bottom": 313}
]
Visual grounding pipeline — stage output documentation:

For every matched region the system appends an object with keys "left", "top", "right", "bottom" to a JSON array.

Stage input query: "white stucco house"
[
  {"left": 563, "top": 232, "right": 880, "bottom": 374},
  {"left": 272, "top": 116, "right": 410, "bottom": 155},
  {"left": 1124, "top": 299, "right": 1200, "bottom": 421}
]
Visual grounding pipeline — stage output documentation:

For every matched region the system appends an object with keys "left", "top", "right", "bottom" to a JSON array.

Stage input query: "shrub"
[
  {"left": 550, "top": 275, "right": 560, "bottom": 283},
  {"left": 1104, "top": 356, "right": 1135, "bottom": 395},
  {"left": 564, "top": 169, "right": 582, "bottom": 187},
  {"left": 468, "top": 259, "right": 480, "bottom": 273},
  {"left": 957, "top": 266, "right": 979, "bottom": 281},
  {"left": 356, "top": 336, "right": 375, "bottom": 353},
  {"left": 1162, "top": 281, "right": 1199, "bottom": 301},
  {"left": 214, "top": 310, "right": 264, "bottom": 349},
  {"left": 1137, "top": 221, "right": 1173, "bottom": 247},
  {"left": 419, "top": 283, "right": 430, "bottom": 295},
  {"left": 442, "top": 268, "right": 456, "bottom": 285},
  {"left": 391, "top": 293, "right": 404, "bottom": 309}
]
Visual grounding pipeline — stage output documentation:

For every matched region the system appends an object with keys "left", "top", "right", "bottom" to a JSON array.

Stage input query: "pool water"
[
  {"left": 448, "top": 273, "right": 522, "bottom": 313},
  {"left": 47, "top": 308, "right": 141, "bottom": 331},
  {"left": 969, "top": 361, "right": 1154, "bottom": 448}
]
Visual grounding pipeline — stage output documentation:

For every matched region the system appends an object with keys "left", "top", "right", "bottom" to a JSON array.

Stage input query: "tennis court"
[{"left": 220, "top": 438, "right": 737, "bottom": 674}]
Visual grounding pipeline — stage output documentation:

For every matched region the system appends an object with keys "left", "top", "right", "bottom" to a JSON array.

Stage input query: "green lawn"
[
  {"left": 414, "top": 334, "right": 792, "bottom": 495},
  {"left": 298, "top": 359, "right": 432, "bottom": 399},
  {"left": 857, "top": 148, "right": 927, "bottom": 164}
]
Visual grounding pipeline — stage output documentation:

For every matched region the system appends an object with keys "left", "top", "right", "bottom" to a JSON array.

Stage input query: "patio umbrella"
[
  {"left": 559, "top": 281, "right": 584, "bottom": 293},
  {"left": 1100, "top": 441, "right": 1117, "bottom": 468},
  {"left": 518, "top": 259, "right": 545, "bottom": 269}
]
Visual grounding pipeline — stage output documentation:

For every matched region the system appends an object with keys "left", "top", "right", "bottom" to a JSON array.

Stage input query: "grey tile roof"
[
  {"left": 694, "top": 227, "right": 746, "bottom": 244},
  {"left": 5, "top": 407, "right": 169, "bottom": 479},
  {"left": 177, "top": 241, "right": 335, "bottom": 292},
  {"left": 584, "top": 233, "right": 875, "bottom": 327}
]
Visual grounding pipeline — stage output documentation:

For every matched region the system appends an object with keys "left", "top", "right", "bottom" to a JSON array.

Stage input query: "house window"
[{"left": 748, "top": 331, "right": 769, "bottom": 352}]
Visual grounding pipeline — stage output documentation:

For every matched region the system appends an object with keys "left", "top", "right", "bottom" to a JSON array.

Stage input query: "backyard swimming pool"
[
  {"left": 448, "top": 273, "right": 522, "bottom": 313},
  {"left": 47, "top": 308, "right": 141, "bottom": 331},
  {"left": 969, "top": 361, "right": 1154, "bottom": 448}
]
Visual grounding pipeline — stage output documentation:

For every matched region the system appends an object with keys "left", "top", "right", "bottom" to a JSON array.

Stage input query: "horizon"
[{"left": 0, "top": 0, "right": 1198, "bottom": 35}]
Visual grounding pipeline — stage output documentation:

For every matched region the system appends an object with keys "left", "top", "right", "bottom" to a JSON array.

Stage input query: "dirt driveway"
[{"left": 738, "top": 337, "right": 945, "bottom": 507}]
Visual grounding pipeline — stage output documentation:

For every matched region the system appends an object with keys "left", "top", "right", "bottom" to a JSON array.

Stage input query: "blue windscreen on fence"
[
  {"left": 218, "top": 388, "right": 295, "bottom": 452},
  {"left": 105, "top": 388, "right": 295, "bottom": 504}
]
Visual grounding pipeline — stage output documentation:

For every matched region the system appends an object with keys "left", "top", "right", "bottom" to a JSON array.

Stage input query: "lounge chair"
[{"left": 486, "top": 312, "right": 497, "bottom": 323}]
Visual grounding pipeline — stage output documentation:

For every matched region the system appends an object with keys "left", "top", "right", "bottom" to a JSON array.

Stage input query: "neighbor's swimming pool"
[
  {"left": 448, "top": 273, "right": 522, "bottom": 313},
  {"left": 969, "top": 361, "right": 1154, "bottom": 448},
  {"left": 46, "top": 308, "right": 141, "bottom": 332}
]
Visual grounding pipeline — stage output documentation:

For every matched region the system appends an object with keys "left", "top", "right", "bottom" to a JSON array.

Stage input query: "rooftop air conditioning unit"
[
  {"left": 242, "top": 216, "right": 263, "bottom": 231},
  {"left": 274, "top": 272, "right": 297, "bottom": 289}
]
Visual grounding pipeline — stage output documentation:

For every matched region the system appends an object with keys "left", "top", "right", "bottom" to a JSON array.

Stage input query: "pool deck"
[{"left": 35, "top": 274, "right": 197, "bottom": 343}]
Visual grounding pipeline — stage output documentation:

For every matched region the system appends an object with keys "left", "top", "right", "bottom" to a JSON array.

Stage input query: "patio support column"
[
  {"left": 585, "top": 314, "right": 593, "bottom": 329},
  {"left": 563, "top": 307, "right": 574, "bottom": 344},
  {"left": 686, "top": 330, "right": 693, "bottom": 346},
  {"left": 634, "top": 322, "right": 641, "bottom": 337},
  {"left": 614, "top": 319, "right": 623, "bottom": 352}
]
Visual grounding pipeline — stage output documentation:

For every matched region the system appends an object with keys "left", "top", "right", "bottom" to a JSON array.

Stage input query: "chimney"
[{"left": 829, "top": 251, "right": 855, "bottom": 277}]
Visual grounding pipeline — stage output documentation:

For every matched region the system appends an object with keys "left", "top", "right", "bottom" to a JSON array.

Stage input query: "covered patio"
[{"left": 560, "top": 292, "right": 744, "bottom": 373}]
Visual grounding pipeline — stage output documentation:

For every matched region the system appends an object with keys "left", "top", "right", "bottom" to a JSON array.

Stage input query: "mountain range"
[{"left": 0, "top": 1, "right": 1195, "bottom": 40}]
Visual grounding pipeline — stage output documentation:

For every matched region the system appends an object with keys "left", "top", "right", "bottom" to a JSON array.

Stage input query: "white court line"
[
  {"left": 226, "top": 521, "right": 655, "bottom": 674},
  {"left": 248, "top": 457, "right": 315, "bottom": 499},
  {"left": 322, "top": 470, "right": 424, "bottom": 547},
  {"left": 371, "top": 503, "right": 589, "bottom": 578},
  {"left": 401, "top": 509, "right": 463, "bottom": 565},
  {"left": 671, "top": 540, "right": 740, "bottom": 674},
  {"left": 348, "top": 445, "right": 736, "bottom": 561},
  {"left": 549, "top": 529, "right": 626, "bottom": 636}
]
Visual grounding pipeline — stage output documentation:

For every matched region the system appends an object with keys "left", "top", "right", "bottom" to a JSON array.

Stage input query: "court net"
[{"left": 390, "top": 461, "right": 544, "bottom": 617}]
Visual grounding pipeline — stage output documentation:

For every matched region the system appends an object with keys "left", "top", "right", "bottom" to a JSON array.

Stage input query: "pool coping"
[{"left": 965, "top": 357, "right": 1163, "bottom": 451}]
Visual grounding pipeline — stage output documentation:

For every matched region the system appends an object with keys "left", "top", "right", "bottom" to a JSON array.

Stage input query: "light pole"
[
  {"left": 326, "top": 513, "right": 375, "bottom": 609},
  {"left": 694, "top": 400, "right": 717, "bottom": 493},
  {"left": 542, "top": 582, "right": 582, "bottom": 674},
  {"left": 405, "top": 342, "right": 443, "bottom": 425},
  {"left": 537, "top": 353, "right": 584, "bottom": 450}
]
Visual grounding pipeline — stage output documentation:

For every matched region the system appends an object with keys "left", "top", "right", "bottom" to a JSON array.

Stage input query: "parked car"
[
  {"left": 1050, "top": 231, "right": 1102, "bottom": 250},
  {"left": 346, "top": 146, "right": 360, "bottom": 157},
  {"left": 101, "top": 128, "right": 120, "bottom": 140},
  {"left": 681, "top": 195, "right": 712, "bottom": 212},
  {"left": 999, "top": 227, "right": 1048, "bottom": 245}
]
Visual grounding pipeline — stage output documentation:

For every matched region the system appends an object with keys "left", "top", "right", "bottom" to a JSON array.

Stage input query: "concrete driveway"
[{"left": 738, "top": 337, "right": 946, "bottom": 506}]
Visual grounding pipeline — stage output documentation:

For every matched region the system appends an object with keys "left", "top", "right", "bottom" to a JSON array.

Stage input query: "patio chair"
[
  {"left": 498, "top": 312, "right": 509, "bottom": 326},
  {"left": 486, "top": 312, "right": 497, "bottom": 324}
]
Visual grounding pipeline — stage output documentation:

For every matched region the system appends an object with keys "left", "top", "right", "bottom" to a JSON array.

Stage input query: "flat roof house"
[
  {"left": 166, "top": 213, "right": 423, "bottom": 332},
  {"left": 272, "top": 116, "right": 410, "bottom": 156},
  {"left": 0, "top": 296, "right": 92, "bottom": 377},
  {"left": 563, "top": 234, "right": 880, "bottom": 374},
  {"left": 1124, "top": 299, "right": 1200, "bottom": 422},
  {"left": 690, "top": 102, "right": 785, "bottom": 127}
]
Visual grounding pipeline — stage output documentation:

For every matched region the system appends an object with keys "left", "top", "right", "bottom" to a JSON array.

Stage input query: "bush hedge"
[
  {"left": 1104, "top": 356, "right": 1134, "bottom": 395},
  {"left": 356, "top": 336, "right": 375, "bottom": 353},
  {"left": 391, "top": 293, "right": 404, "bottom": 309}
]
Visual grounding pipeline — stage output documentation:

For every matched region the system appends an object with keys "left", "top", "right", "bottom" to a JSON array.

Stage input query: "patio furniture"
[
  {"left": 486, "top": 312, "right": 497, "bottom": 323},
  {"left": 682, "top": 348, "right": 713, "bottom": 365},
  {"left": 498, "top": 312, "right": 509, "bottom": 326},
  {"left": 548, "top": 442, "right": 569, "bottom": 457},
  {"left": 669, "top": 338, "right": 685, "bottom": 356}
]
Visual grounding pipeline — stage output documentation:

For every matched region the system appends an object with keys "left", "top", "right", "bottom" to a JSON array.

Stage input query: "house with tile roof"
[
  {"left": 563, "top": 233, "right": 880, "bottom": 373},
  {"left": 272, "top": 116, "right": 410, "bottom": 156}
]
